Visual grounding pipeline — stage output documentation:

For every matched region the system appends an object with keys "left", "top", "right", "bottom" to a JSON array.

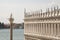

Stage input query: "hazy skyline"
[{"left": 0, "top": 0, "right": 60, "bottom": 24}]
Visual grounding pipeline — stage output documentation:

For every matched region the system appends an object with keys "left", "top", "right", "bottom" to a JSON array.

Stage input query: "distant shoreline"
[{"left": 0, "top": 28, "right": 24, "bottom": 29}]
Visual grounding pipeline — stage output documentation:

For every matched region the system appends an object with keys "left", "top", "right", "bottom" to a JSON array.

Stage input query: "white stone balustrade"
[
  {"left": 24, "top": 7, "right": 60, "bottom": 19},
  {"left": 24, "top": 6, "right": 60, "bottom": 40}
]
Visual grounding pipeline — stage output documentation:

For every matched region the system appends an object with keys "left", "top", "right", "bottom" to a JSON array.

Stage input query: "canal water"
[{"left": 0, "top": 29, "right": 24, "bottom": 40}]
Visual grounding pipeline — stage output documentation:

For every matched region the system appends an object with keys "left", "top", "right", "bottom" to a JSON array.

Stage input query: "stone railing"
[{"left": 24, "top": 7, "right": 60, "bottom": 19}]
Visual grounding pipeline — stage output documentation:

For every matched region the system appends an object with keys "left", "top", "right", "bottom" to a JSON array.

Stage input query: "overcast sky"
[{"left": 0, "top": 0, "right": 60, "bottom": 24}]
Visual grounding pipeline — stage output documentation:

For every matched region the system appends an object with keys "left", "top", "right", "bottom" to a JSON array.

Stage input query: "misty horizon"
[{"left": 0, "top": 0, "right": 60, "bottom": 24}]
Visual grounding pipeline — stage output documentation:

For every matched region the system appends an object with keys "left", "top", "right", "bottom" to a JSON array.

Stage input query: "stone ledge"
[{"left": 24, "top": 33, "right": 60, "bottom": 40}]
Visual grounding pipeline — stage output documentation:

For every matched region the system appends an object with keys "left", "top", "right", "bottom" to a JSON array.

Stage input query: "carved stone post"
[{"left": 9, "top": 14, "right": 14, "bottom": 40}]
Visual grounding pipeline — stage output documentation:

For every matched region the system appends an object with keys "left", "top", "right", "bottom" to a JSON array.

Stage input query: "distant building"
[
  {"left": 0, "top": 22, "right": 4, "bottom": 29},
  {"left": 4, "top": 23, "right": 24, "bottom": 29},
  {"left": 4, "top": 24, "right": 10, "bottom": 28},
  {"left": 24, "top": 6, "right": 60, "bottom": 40},
  {"left": 13, "top": 23, "right": 24, "bottom": 29}
]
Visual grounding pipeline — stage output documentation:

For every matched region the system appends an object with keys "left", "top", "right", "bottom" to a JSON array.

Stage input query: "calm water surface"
[{"left": 0, "top": 29, "right": 24, "bottom": 40}]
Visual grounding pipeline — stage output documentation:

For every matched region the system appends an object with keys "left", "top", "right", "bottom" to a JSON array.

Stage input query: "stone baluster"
[
  {"left": 41, "top": 23, "right": 42, "bottom": 35},
  {"left": 51, "top": 23, "right": 54, "bottom": 36},
  {"left": 47, "top": 8, "right": 50, "bottom": 17},
  {"left": 46, "top": 23, "right": 48, "bottom": 35},
  {"left": 47, "top": 23, "right": 49, "bottom": 35},
  {"left": 46, "top": 12, "right": 47, "bottom": 17},
  {"left": 38, "top": 23, "right": 39, "bottom": 34},
  {"left": 42, "top": 23, "right": 43, "bottom": 35},
  {"left": 46, "top": 9, "right": 48, "bottom": 17},
  {"left": 50, "top": 8, "right": 51, "bottom": 16},
  {"left": 58, "top": 23, "right": 60, "bottom": 37},
  {"left": 24, "top": 24, "right": 25, "bottom": 33},
  {"left": 34, "top": 24, "right": 35, "bottom": 33},
  {"left": 51, "top": 7, "right": 53, "bottom": 17},
  {"left": 39, "top": 23, "right": 41, "bottom": 35},
  {"left": 48, "top": 23, "right": 51, "bottom": 36},
  {"left": 54, "top": 23, "right": 56, "bottom": 36},
  {"left": 39, "top": 11, "right": 40, "bottom": 17},
  {"left": 43, "top": 13, "right": 44, "bottom": 17},
  {"left": 44, "top": 23, "right": 46, "bottom": 35},
  {"left": 32, "top": 24, "right": 33, "bottom": 34},
  {"left": 57, "top": 6, "right": 59, "bottom": 16},
  {"left": 50, "top": 23, "right": 51, "bottom": 35},
  {"left": 26, "top": 24, "right": 27, "bottom": 33},
  {"left": 54, "top": 7, "right": 56, "bottom": 16},
  {"left": 31, "top": 24, "right": 33, "bottom": 33},
  {"left": 33, "top": 24, "right": 35, "bottom": 34},
  {"left": 57, "top": 23, "right": 60, "bottom": 36},
  {"left": 41, "top": 9, "right": 42, "bottom": 17},
  {"left": 35, "top": 24, "right": 36, "bottom": 33},
  {"left": 28, "top": 24, "right": 29, "bottom": 33},
  {"left": 26, "top": 24, "right": 28, "bottom": 33},
  {"left": 37, "top": 23, "right": 39, "bottom": 34},
  {"left": 43, "top": 23, "right": 45, "bottom": 35}
]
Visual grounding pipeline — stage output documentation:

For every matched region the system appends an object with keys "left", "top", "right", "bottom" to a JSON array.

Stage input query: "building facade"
[{"left": 24, "top": 6, "right": 60, "bottom": 40}]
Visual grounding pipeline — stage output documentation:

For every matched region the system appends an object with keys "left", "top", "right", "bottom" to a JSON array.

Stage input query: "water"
[{"left": 0, "top": 29, "right": 24, "bottom": 40}]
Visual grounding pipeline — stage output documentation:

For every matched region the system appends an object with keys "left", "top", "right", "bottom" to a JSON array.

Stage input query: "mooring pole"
[{"left": 9, "top": 14, "right": 14, "bottom": 40}]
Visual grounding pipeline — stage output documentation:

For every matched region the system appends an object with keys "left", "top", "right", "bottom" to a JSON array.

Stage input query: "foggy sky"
[{"left": 0, "top": 0, "right": 60, "bottom": 24}]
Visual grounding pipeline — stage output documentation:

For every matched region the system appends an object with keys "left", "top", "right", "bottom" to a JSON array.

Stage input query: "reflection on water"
[{"left": 0, "top": 29, "right": 24, "bottom": 40}]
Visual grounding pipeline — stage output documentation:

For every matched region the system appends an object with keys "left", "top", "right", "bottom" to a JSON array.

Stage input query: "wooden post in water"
[{"left": 9, "top": 14, "right": 14, "bottom": 40}]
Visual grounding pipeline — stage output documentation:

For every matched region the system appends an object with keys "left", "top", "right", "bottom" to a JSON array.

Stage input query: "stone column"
[
  {"left": 48, "top": 23, "right": 51, "bottom": 36},
  {"left": 49, "top": 23, "right": 51, "bottom": 35},
  {"left": 24, "top": 24, "right": 26, "bottom": 33},
  {"left": 36, "top": 23, "right": 38, "bottom": 34},
  {"left": 27, "top": 24, "right": 29, "bottom": 33},
  {"left": 34, "top": 24, "right": 36, "bottom": 33},
  {"left": 33, "top": 24, "right": 35, "bottom": 34},
  {"left": 25, "top": 24, "right": 27, "bottom": 33},
  {"left": 42, "top": 23, "right": 43, "bottom": 35},
  {"left": 31, "top": 24, "right": 33, "bottom": 34},
  {"left": 38, "top": 23, "right": 39, "bottom": 35},
  {"left": 54, "top": 23, "right": 56, "bottom": 36},
  {"left": 34, "top": 24, "right": 35, "bottom": 33},
  {"left": 47, "top": 23, "right": 49, "bottom": 35},
  {"left": 27, "top": 24, "right": 28, "bottom": 33},
  {"left": 56, "top": 24, "right": 57, "bottom": 36},
  {"left": 27, "top": 24, "right": 31, "bottom": 33},
  {"left": 46, "top": 23, "right": 48, "bottom": 35},
  {"left": 36, "top": 24, "right": 37, "bottom": 34},
  {"left": 41, "top": 23, "right": 42, "bottom": 35},
  {"left": 42, "top": 23, "right": 44, "bottom": 35},
  {"left": 58, "top": 23, "right": 60, "bottom": 37},
  {"left": 43, "top": 23, "right": 45, "bottom": 35},
  {"left": 39, "top": 23, "right": 41, "bottom": 35},
  {"left": 51, "top": 23, "right": 54, "bottom": 36},
  {"left": 32, "top": 24, "right": 33, "bottom": 33},
  {"left": 33, "top": 24, "right": 35, "bottom": 33},
  {"left": 38, "top": 23, "right": 39, "bottom": 34},
  {"left": 36, "top": 24, "right": 38, "bottom": 34},
  {"left": 31, "top": 24, "right": 32, "bottom": 33},
  {"left": 26, "top": 24, "right": 28, "bottom": 33},
  {"left": 57, "top": 23, "right": 59, "bottom": 36},
  {"left": 30, "top": 24, "right": 31, "bottom": 33},
  {"left": 45, "top": 23, "right": 46, "bottom": 35}
]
